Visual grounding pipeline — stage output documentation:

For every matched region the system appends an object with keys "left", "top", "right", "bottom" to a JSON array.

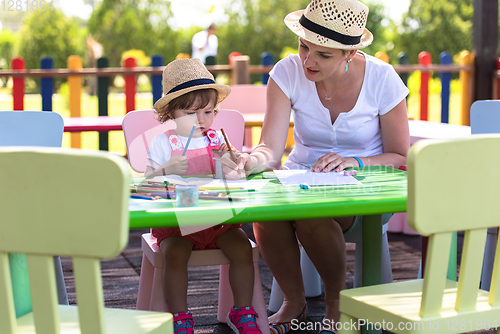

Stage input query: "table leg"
[
  {"left": 361, "top": 214, "right": 383, "bottom": 286},
  {"left": 361, "top": 214, "right": 383, "bottom": 334}
]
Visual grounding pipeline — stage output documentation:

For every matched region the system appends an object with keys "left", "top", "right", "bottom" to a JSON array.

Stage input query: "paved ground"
[{"left": 60, "top": 226, "right": 494, "bottom": 334}]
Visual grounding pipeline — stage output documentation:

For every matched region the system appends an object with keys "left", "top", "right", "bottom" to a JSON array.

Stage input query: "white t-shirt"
[
  {"left": 147, "top": 131, "right": 226, "bottom": 169},
  {"left": 270, "top": 52, "right": 409, "bottom": 169},
  {"left": 191, "top": 30, "right": 218, "bottom": 64}
]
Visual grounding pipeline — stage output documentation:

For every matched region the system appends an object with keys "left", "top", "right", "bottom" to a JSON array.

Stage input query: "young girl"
[{"left": 145, "top": 58, "right": 262, "bottom": 334}]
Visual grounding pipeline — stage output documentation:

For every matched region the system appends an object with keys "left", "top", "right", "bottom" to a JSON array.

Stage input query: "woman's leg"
[
  {"left": 159, "top": 236, "right": 194, "bottom": 314},
  {"left": 295, "top": 216, "right": 353, "bottom": 326},
  {"left": 253, "top": 221, "right": 306, "bottom": 324},
  {"left": 216, "top": 227, "right": 254, "bottom": 308}
]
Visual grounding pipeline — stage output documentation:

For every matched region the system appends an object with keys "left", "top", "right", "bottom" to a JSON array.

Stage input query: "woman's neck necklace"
[{"left": 319, "top": 72, "right": 348, "bottom": 101}]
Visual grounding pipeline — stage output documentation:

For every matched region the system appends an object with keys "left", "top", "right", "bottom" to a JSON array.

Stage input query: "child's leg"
[
  {"left": 216, "top": 228, "right": 254, "bottom": 308},
  {"left": 159, "top": 236, "right": 194, "bottom": 314}
]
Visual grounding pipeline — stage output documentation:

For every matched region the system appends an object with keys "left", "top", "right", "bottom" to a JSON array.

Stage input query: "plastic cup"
[
  {"left": 213, "top": 156, "right": 223, "bottom": 179},
  {"left": 175, "top": 184, "right": 199, "bottom": 207}
]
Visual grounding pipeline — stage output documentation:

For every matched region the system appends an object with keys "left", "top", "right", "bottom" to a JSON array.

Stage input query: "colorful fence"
[{"left": 0, "top": 51, "right": 477, "bottom": 151}]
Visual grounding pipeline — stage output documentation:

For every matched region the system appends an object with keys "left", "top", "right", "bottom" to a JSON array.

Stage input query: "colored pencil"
[
  {"left": 182, "top": 125, "right": 196, "bottom": 156},
  {"left": 220, "top": 128, "right": 237, "bottom": 163}
]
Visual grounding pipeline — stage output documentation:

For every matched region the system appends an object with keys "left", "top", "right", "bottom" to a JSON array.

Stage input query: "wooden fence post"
[
  {"left": 40, "top": 57, "right": 53, "bottom": 111},
  {"left": 375, "top": 51, "right": 389, "bottom": 63},
  {"left": 151, "top": 54, "right": 163, "bottom": 106},
  {"left": 232, "top": 56, "right": 250, "bottom": 85},
  {"left": 440, "top": 52, "right": 452, "bottom": 123},
  {"left": 418, "top": 51, "right": 432, "bottom": 121},
  {"left": 124, "top": 57, "right": 136, "bottom": 113},
  {"left": 97, "top": 57, "right": 109, "bottom": 151},
  {"left": 460, "top": 50, "right": 474, "bottom": 126},
  {"left": 68, "top": 55, "right": 82, "bottom": 148},
  {"left": 12, "top": 57, "right": 25, "bottom": 111},
  {"left": 261, "top": 52, "right": 274, "bottom": 84}
]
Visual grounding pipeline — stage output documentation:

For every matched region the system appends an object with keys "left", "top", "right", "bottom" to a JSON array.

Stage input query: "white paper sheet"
[
  {"left": 135, "top": 174, "right": 270, "bottom": 191},
  {"left": 273, "top": 169, "right": 362, "bottom": 186}
]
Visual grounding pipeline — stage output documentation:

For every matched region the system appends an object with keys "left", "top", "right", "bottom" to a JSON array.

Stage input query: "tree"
[
  {"left": 395, "top": 0, "right": 473, "bottom": 64},
  {"left": 0, "top": 29, "right": 16, "bottom": 69},
  {"left": 216, "top": 0, "right": 390, "bottom": 71},
  {"left": 88, "top": 0, "right": 179, "bottom": 66},
  {"left": 17, "top": 8, "right": 84, "bottom": 70},
  {"left": 216, "top": 0, "right": 311, "bottom": 67}
]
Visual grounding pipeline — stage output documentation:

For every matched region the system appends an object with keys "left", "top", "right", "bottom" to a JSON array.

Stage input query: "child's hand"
[{"left": 161, "top": 155, "right": 188, "bottom": 175}]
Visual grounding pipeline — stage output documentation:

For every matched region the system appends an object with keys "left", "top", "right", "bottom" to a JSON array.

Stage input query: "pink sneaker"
[
  {"left": 226, "top": 305, "right": 262, "bottom": 334},
  {"left": 173, "top": 311, "right": 194, "bottom": 334}
]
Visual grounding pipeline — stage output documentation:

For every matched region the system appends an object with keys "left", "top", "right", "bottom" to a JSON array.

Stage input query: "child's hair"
[{"left": 154, "top": 88, "right": 219, "bottom": 123}]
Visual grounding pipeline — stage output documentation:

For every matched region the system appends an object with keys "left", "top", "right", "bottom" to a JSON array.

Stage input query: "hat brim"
[
  {"left": 153, "top": 83, "right": 231, "bottom": 110},
  {"left": 284, "top": 9, "right": 373, "bottom": 50}
]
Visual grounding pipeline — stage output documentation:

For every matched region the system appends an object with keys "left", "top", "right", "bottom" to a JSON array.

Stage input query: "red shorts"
[{"left": 152, "top": 224, "right": 242, "bottom": 250}]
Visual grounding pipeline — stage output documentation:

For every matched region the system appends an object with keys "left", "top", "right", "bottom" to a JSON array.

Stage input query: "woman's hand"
[
  {"left": 311, "top": 153, "right": 360, "bottom": 173},
  {"left": 221, "top": 152, "right": 252, "bottom": 179},
  {"left": 219, "top": 142, "right": 240, "bottom": 154},
  {"left": 160, "top": 154, "right": 188, "bottom": 175}
]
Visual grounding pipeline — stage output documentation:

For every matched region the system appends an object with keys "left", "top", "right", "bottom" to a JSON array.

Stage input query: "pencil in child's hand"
[
  {"left": 220, "top": 128, "right": 237, "bottom": 163},
  {"left": 182, "top": 125, "right": 196, "bottom": 156}
]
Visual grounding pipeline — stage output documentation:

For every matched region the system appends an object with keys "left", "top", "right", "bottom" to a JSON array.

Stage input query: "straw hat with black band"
[
  {"left": 153, "top": 58, "right": 231, "bottom": 111},
  {"left": 285, "top": 0, "right": 373, "bottom": 50}
]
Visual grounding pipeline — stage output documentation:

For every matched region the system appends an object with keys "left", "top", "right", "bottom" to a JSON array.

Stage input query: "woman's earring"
[{"left": 345, "top": 59, "right": 352, "bottom": 72}]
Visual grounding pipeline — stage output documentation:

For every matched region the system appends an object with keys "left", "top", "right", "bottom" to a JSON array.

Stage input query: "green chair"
[
  {"left": 339, "top": 135, "right": 500, "bottom": 334},
  {"left": 0, "top": 147, "right": 173, "bottom": 334}
]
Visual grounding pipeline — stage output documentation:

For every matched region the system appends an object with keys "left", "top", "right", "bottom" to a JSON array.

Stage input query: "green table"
[
  {"left": 12, "top": 166, "right": 406, "bottom": 320},
  {"left": 129, "top": 166, "right": 407, "bottom": 287}
]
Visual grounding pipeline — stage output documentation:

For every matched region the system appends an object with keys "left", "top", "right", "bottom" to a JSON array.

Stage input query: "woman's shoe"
[{"left": 269, "top": 303, "right": 308, "bottom": 334}]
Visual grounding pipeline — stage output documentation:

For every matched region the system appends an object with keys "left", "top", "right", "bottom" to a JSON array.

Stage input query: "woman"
[{"left": 223, "top": 0, "right": 409, "bottom": 333}]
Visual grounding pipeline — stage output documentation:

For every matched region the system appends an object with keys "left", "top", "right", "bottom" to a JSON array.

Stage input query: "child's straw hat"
[
  {"left": 154, "top": 58, "right": 231, "bottom": 110},
  {"left": 285, "top": 0, "right": 373, "bottom": 50}
]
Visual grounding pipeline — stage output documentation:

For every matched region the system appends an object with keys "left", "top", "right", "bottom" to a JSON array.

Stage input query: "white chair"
[
  {"left": 470, "top": 99, "right": 500, "bottom": 291},
  {"left": 122, "top": 109, "right": 269, "bottom": 333},
  {"left": 268, "top": 214, "right": 393, "bottom": 312},
  {"left": 0, "top": 110, "right": 68, "bottom": 308}
]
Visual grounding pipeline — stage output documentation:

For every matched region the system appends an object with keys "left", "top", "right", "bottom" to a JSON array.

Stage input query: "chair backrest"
[
  {"left": 0, "top": 111, "right": 64, "bottom": 147},
  {"left": 122, "top": 109, "right": 245, "bottom": 173},
  {"left": 219, "top": 84, "right": 267, "bottom": 114},
  {"left": 0, "top": 147, "right": 130, "bottom": 334},
  {"left": 471, "top": 100, "right": 500, "bottom": 134},
  {"left": 407, "top": 135, "right": 500, "bottom": 317}
]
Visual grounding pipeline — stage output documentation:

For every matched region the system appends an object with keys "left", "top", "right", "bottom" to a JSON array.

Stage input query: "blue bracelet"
[{"left": 352, "top": 156, "right": 363, "bottom": 168}]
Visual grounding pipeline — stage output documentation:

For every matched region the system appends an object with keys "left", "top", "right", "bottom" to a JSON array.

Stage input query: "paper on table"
[
  {"left": 137, "top": 174, "right": 270, "bottom": 191},
  {"left": 273, "top": 169, "right": 362, "bottom": 186}
]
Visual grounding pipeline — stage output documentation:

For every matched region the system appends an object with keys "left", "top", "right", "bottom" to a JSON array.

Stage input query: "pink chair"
[
  {"left": 122, "top": 109, "right": 268, "bottom": 333},
  {"left": 219, "top": 85, "right": 267, "bottom": 150}
]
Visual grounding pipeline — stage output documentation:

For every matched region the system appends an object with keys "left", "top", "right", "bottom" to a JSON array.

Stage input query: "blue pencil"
[{"left": 182, "top": 125, "right": 196, "bottom": 156}]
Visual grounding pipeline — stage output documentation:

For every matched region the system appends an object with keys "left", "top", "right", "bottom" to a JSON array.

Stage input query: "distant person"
[{"left": 191, "top": 23, "right": 218, "bottom": 64}]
